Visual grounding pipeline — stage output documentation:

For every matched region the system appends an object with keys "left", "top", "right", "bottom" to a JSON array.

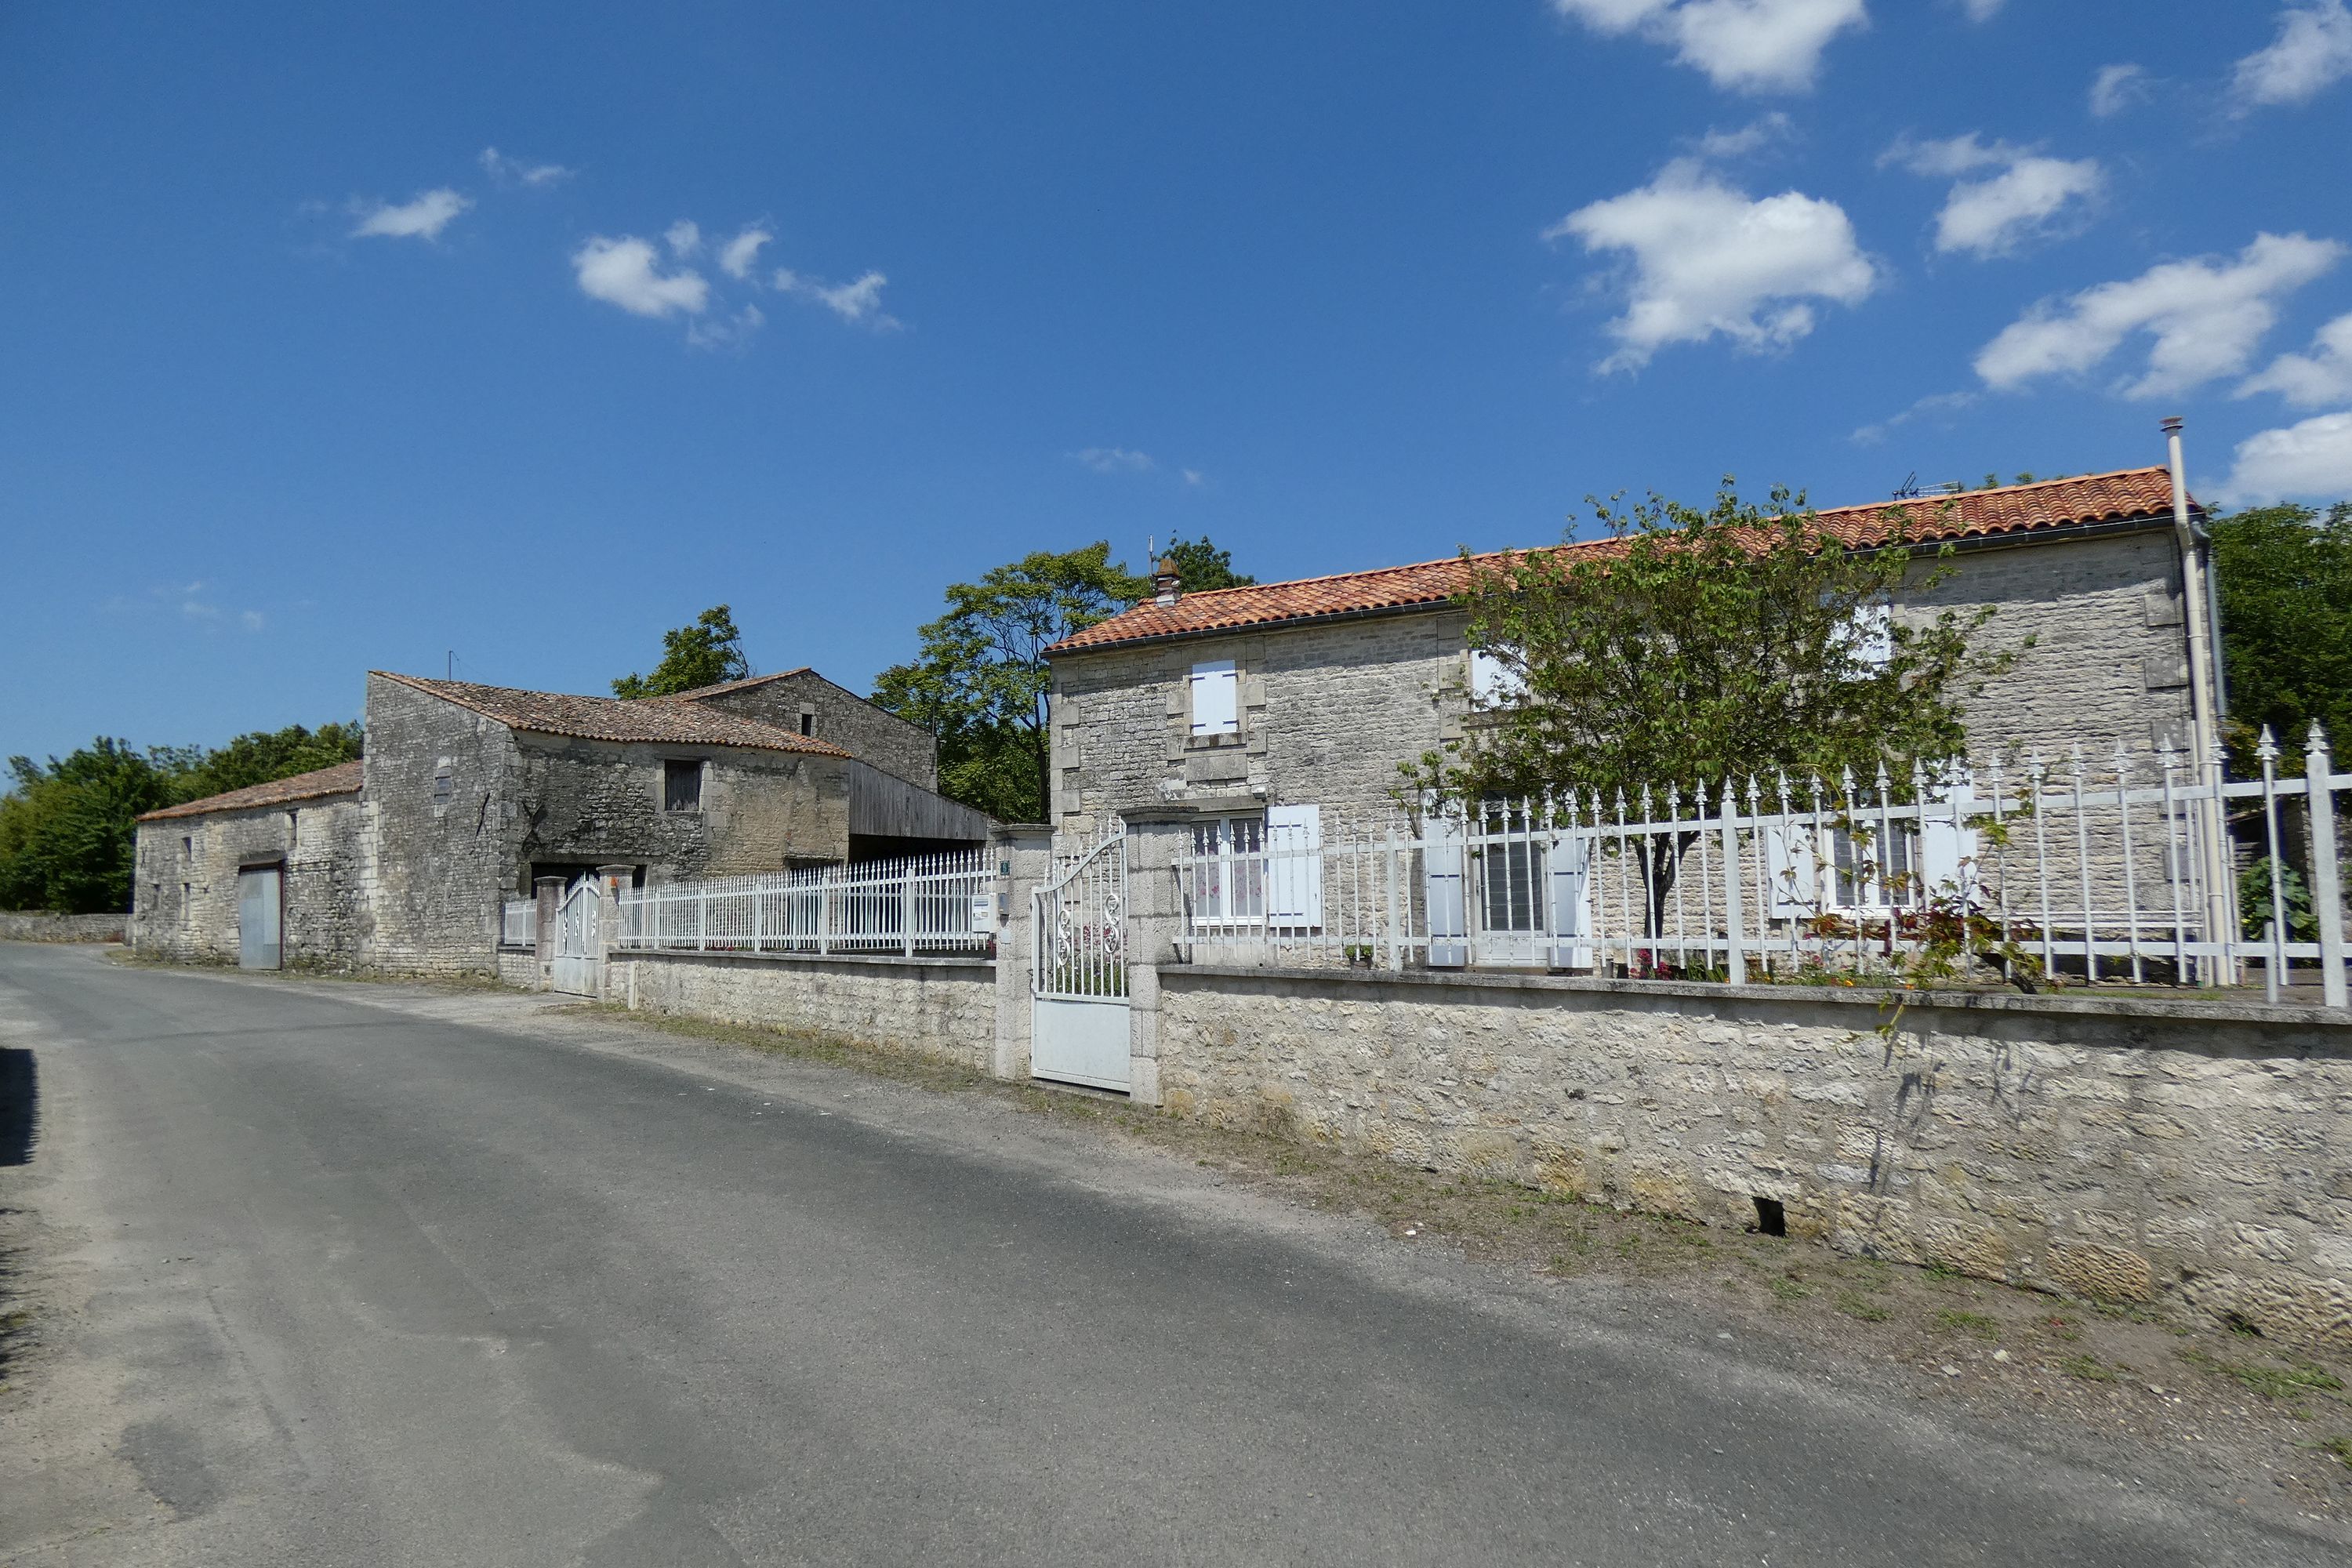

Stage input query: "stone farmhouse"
[
  {"left": 132, "top": 669, "right": 989, "bottom": 973},
  {"left": 1044, "top": 466, "right": 2220, "bottom": 948}
]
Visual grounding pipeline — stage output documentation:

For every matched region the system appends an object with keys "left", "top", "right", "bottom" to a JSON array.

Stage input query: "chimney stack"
[{"left": 1152, "top": 555, "right": 1181, "bottom": 606}]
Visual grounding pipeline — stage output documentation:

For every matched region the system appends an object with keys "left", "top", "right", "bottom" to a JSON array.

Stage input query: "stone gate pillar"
[
  {"left": 987, "top": 825, "right": 1053, "bottom": 1082},
  {"left": 533, "top": 876, "right": 564, "bottom": 992},
  {"left": 594, "top": 865, "right": 634, "bottom": 1004},
  {"left": 1118, "top": 813, "right": 1196, "bottom": 1109}
]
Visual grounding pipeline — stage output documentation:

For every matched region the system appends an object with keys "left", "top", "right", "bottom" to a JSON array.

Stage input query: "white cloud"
[
  {"left": 665, "top": 220, "right": 702, "bottom": 259},
  {"left": 2215, "top": 411, "right": 2352, "bottom": 506},
  {"left": 1973, "top": 233, "right": 2347, "bottom": 398},
  {"left": 1549, "top": 0, "right": 1868, "bottom": 94},
  {"left": 350, "top": 188, "right": 471, "bottom": 241},
  {"left": 2238, "top": 311, "right": 2352, "bottom": 407},
  {"left": 687, "top": 303, "right": 765, "bottom": 351},
  {"left": 241, "top": 610, "right": 266, "bottom": 633},
  {"left": 718, "top": 225, "right": 771, "bottom": 281},
  {"left": 1687, "top": 111, "right": 1792, "bottom": 159},
  {"left": 773, "top": 268, "right": 896, "bottom": 327},
  {"left": 1850, "top": 389, "right": 1978, "bottom": 445},
  {"left": 1545, "top": 159, "right": 1876, "bottom": 371},
  {"left": 477, "top": 147, "right": 572, "bottom": 187},
  {"left": 1182, "top": 468, "right": 1208, "bottom": 488},
  {"left": 2231, "top": 1, "right": 2352, "bottom": 112},
  {"left": 1882, "top": 133, "right": 2103, "bottom": 258},
  {"left": 2089, "top": 63, "right": 2151, "bottom": 117},
  {"left": 1958, "top": 0, "right": 2002, "bottom": 18},
  {"left": 1073, "top": 448, "right": 1156, "bottom": 474},
  {"left": 572, "top": 236, "right": 710, "bottom": 318}
]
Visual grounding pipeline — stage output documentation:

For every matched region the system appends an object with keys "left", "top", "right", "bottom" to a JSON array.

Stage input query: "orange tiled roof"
[
  {"left": 640, "top": 668, "right": 816, "bottom": 704},
  {"left": 1051, "top": 466, "right": 2184, "bottom": 654},
  {"left": 137, "top": 760, "right": 364, "bottom": 822},
  {"left": 372, "top": 673, "right": 851, "bottom": 757}
]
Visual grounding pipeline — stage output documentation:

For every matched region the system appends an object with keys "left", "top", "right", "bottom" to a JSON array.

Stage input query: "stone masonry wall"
[
  {"left": 693, "top": 671, "right": 938, "bottom": 792},
  {"left": 0, "top": 912, "right": 127, "bottom": 942},
  {"left": 1048, "top": 526, "right": 2198, "bottom": 844},
  {"left": 359, "top": 673, "right": 852, "bottom": 976},
  {"left": 131, "top": 794, "right": 364, "bottom": 967},
  {"left": 615, "top": 950, "right": 997, "bottom": 1073},
  {"left": 1154, "top": 964, "right": 2352, "bottom": 1343}
]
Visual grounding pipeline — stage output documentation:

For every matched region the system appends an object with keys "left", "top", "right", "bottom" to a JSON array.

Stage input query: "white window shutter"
[
  {"left": 1547, "top": 830, "right": 1595, "bottom": 968},
  {"left": 1422, "top": 796, "right": 1467, "bottom": 967},
  {"left": 1267, "top": 804, "right": 1323, "bottom": 931},
  {"left": 1918, "top": 775, "right": 1978, "bottom": 902},
  {"left": 1763, "top": 823, "right": 1818, "bottom": 920},
  {"left": 1189, "top": 660, "right": 1239, "bottom": 735}
]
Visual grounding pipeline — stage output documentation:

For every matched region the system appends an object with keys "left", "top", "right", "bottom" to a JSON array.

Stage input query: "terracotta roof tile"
[
  {"left": 1051, "top": 466, "right": 2185, "bottom": 654},
  {"left": 138, "top": 760, "right": 364, "bottom": 822},
  {"left": 640, "top": 668, "right": 816, "bottom": 705},
  {"left": 372, "top": 673, "right": 851, "bottom": 757}
]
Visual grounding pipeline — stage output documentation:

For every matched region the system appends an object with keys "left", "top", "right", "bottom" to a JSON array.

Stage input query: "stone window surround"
[{"left": 660, "top": 756, "right": 706, "bottom": 815}]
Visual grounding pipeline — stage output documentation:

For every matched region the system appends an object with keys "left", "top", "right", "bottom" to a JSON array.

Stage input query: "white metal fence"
[
  {"left": 1174, "top": 726, "right": 2350, "bottom": 1006},
  {"left": 615, "top": 849, "right": 990, "bottom": 958},
  {"left": 501, "top": 898, "right": 537, "bottom": 947}
]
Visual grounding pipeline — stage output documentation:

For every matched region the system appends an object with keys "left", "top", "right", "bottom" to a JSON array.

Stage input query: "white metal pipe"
[{"left": 2165, "top": 418, "right": 2234, "bottom": 982}]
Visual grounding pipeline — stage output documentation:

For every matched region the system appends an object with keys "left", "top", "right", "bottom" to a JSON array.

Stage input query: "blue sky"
[{"left": 5, "top": 1, "right": 2352, "bottom": 761}]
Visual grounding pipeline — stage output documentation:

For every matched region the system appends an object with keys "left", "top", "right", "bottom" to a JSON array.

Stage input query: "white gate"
[
  {"left": 553, "top": 877, "right": 601, "bottom": 996},
  {"left": 1031, "top": 823, "right": 1130, "bottom": 1091}
]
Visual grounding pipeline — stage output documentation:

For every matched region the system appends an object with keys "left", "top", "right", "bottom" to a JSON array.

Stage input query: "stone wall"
[
  {"left": 1047, "top": 524, "right": 2198, "bottom": 843},
  {"left": 0, "top": 912, "right": 126, "bottom": 942},
  {"left": 1152, "top": 964, "right": 2352, "bottom": 1343},
  {"left": 358, "top": 673, "right": 853, "bottom": 976},
  {"left": 131, "top": 793, "right": 364, "bottom": 967},
  {"left": 691, "top": 670, "right": 939, "bottom": 793},
  {"left": 615, "top": 950, "right": 997, "bottom": 1073}
]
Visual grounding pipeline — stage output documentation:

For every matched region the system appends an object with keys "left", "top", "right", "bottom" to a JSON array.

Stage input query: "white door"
[{"left": 238, "top": 868, "right": 281, "bottom": 970}]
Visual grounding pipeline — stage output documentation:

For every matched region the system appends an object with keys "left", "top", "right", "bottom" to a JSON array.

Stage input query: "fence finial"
[
  {"left": 2256, "top": 724, "right": 2280, "bottom": 765},
  {"left": 2312, "top": 720, "right": 2335, "bottom": 763}
]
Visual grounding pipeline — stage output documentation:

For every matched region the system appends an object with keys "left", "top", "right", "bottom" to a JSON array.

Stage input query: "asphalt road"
[{"left": 0, "top": 943, "right": 2334, "bottom": 1566}]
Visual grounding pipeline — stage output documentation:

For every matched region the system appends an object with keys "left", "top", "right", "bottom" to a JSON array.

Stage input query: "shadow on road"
[{"left": 0, "top": 1047, "right": 34, "bottom": 1167}]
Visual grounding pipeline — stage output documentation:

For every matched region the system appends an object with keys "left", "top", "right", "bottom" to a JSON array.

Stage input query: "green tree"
[
  {"left": 174, "top": 723, "right": 364, "bottom": 803},
  {"left": 612, "top": 605, "right": 751, "bottom": 699},
  {"left": 2210, "top": 502, "right": 2352, "bottom": 771},
  {"left": 0, "top": 723, "right": 366, "bottom": 915},
  {"left": 1407, "top": 482, "right": 2013, "bottom": 929},
  {"left": 873, "top": 545, "right": 1149, "bottom": 822},
  {"left": 1163, "top": 535, "right": 1254, "bottom": 592},
  {"left": 0, "top": 741, "right": 183, "bottom": 913}
]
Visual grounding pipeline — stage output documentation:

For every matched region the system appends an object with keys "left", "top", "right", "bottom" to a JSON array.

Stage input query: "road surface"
[{"left": 0, "top": 942, "right": 2332, "bottom": 1566}]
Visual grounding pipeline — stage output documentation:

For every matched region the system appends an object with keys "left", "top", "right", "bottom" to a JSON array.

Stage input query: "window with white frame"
[
  {"left": 1189, "top": 815, "right": 1264, "bottom": 923},
  {"left": 1844, "top": 601, "right": 1893, "bottom": 670},
  {"left": 1468, "top": 647, "right": 1527, "bottom": 706},
  {"left": 1189, "top": 659, "right": 1240, "bottom": 736}
]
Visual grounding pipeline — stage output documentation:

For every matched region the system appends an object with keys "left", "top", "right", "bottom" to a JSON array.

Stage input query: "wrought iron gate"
[
  {"left": 1031, "top": 822, "right": 1129, "bottom": 1091},
  {"left": 553, "top": 877, "right": 601, "bottom": 996}
]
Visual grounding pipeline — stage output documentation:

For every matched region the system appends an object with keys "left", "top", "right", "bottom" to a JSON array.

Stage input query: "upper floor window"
[
  {"left": 432, "top": 761, "right": 454, "bottom": 807},
  {"left": 1468, "top": 648, "right": 1527, "bottom": 706},
  {"left": 1189, "top": 660, "right": 1239, "bottom": 736},
  {"left": 1844, "top": 601, "right": 1893, "bottom": 670},
  {"left": 798, "top": 710, "right": 815, "bottom": 737},
  {"left": 663, "top": 758, "right": 705, "bottom": 813},
  {"left": 181, "top": 835, "right": 194, "bottom": 862}
]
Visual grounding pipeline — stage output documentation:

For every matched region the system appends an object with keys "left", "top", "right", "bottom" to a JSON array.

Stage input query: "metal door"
[
  {"left": 1031, "top": 823, "right": 1129, "bottom": 1091},
  {"left": 238, "top": 867, "right": 281, "bottom": 970},
  {"left": 552, "top": 878, "right": 601, "bottom": 996}
]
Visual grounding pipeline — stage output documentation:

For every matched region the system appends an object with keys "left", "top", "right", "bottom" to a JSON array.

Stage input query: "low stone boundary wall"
[
  {"left": 495, "top": 946, "right": 539, "bottom": 989},
  {"left": 0, "top": 912, "right": 126, "bottom": 943},
  {"left": 1155, "top": 964, "right": 2352, "bottom": 1344},
  {"left": 615, "top": 950, "right": 997, "bottom": 1074}
]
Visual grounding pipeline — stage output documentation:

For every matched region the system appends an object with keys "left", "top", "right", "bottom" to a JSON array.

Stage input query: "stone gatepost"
[
  {"left": 986, "top": 825, "right": 1053, "bottom": 1081},
  {"left": 594, "top": 865, "right": 634, "bottom": 1004},
  {"left": 533, "top": 876, "right": 564, "bottom": 992},
  {"left": 1117, "top": 812, "right": 1197, "bottom": 1109}
]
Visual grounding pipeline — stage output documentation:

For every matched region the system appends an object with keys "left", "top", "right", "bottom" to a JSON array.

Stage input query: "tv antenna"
[{"left": 1890, "top": 472, "right": 1922, "bottom": 500}]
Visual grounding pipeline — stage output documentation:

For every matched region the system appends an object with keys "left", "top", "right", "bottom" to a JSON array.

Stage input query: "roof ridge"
[
  {"left": 368, "top": 671, "right": 852, "bottom": 757},
  {"left": 136, "top": 758, "right": 364, "bottom": 822}
]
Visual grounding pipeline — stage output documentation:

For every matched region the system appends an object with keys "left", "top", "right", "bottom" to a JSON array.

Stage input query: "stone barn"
[{"left": 131, "top": 761, "right": 365, "bottom": 969}]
